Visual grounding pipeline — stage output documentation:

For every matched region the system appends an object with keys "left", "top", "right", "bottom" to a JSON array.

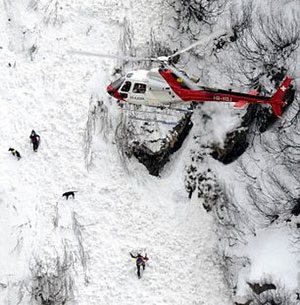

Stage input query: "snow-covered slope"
[{"left": 0, "top": 1, "right": 231, "bottom": 304}]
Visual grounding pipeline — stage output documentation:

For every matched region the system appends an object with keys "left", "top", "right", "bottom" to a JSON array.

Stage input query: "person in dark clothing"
[
  {"left": 130, "top": 252, "right": 149, "bottom": 278},
  {"left": 29, "top": 130, "right": 40, "bottom": 152}
]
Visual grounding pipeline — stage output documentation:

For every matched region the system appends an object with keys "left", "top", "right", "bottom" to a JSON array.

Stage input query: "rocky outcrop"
[
  {"left": 130, "top": 113, "right": 193, "bottom": 176},
  {"left": 291, "top": 199, "right": 300, "bottom": 216},
  {"left": 211, "top": 127, "right": 249, "bottom": 164},
  {"left": 247, "top": 282, "right": 276, "bottom": 295}
]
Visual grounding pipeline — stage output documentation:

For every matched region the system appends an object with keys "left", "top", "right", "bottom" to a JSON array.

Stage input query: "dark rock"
[
  {"left": 211, "top": 128, "right": 249, "bottom": 164},
  {"left": 291, "top": 199, "right": 300, "bottom": 216},
  {"left": 240, "top": 104, "right": 259, "bottom": 127},
  {"left": 256, "top": 107, "right": 276, "bottom": 133},
  {"left": 247, "top": 282, "right": 276, "bottom": 295},
  {"left": 270, "top": 215, "right": 279, "bottom": 223},
  {"left": 270, "top": 66, "right": 286, "bottom": 88},
  {"left": 131, "top": 114, "right": 193, "bottom": 176}
]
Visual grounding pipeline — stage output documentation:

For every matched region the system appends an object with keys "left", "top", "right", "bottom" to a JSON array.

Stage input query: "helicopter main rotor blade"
[
  {"left": 168, "top": 29, "right": 230, "bottom": 59},
  {"left": 68, "top": 30, "right": 233, "bottom": 64},
  {"left": 67, "top": 50, "right": 155, "bottom": 62}
]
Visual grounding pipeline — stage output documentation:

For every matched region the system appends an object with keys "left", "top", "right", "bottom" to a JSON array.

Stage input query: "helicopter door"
[
  {"left": 119, "top": 81, "right": 132, "bottom": 99},
  {"left": 129, "top": 82, "right": 147, "bottom": 103}
]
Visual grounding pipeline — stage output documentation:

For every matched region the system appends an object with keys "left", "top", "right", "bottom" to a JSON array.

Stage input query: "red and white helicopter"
[
  {"left": 71, "top": 36, "right": 293, "bottom": 117},
  {"left": 106, "top": 64, "right": 292, "bottom": 117}
]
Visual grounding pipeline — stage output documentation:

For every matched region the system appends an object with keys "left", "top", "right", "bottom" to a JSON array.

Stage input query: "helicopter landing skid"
[
  {"left": 122, "top": 108, "right": 180, "bottom": 117},
  {"left": 128, "top": 115, "right": 179, "bottom": 126},
  {"left": 143, "top": 104, "right": 193, "bottom": 114}
]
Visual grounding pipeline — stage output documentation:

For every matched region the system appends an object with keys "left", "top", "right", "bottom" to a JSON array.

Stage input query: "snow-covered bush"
[
  {"left": 185, "top": 149, "right": 222, "bottom": 210},
  {"left": 28, "top": 0, "right": 63, "bottom": 26},
  {"left": 275, "top": 111, "right": 300, "bottom": 177},
  {"left": 72, "top": 212, "right": 89, "bottom": 285},
  {"left": 84, "top": 99, "right": 110, "bottom": 169},
  {"left": 219, "top": 253, "right": 250, "bottom": 294},
  {"left": 147, "top": 28, "right": 179, "bottom": 64},
  {"left": 213, "top": 5, "right": 298, "bottom": 133},
  {"left": 210, "top": 1, "right": 254, "bottom": 57},
  {"left": 30, "top": 250, "right": 74, "bottom": 305},
  {"left": 230, "top": 1, "right": 253, "bottom": 42},
  {"left": 242, "top": 283, "right": 297, "bottom": 305},
  {"left": 245, "top": 173, "right": 295, "bottom": 226},
  {"left": 242, "top": 108, "right": 300, "bottom": 226},
  {"left": 213, "top": 187, "right": 253, "bottom": 247},
  {"left": 232, "top": 9, "right": 299, "bottom": 87},
  {"left": 167, "top": 0, "right": 228, "bottom": 36}
]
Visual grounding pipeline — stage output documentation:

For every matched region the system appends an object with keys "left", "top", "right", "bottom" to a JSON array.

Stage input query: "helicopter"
[
  {"left": 106, "top": 64, "right": 292, "bottom": 117},
  {"left": 70, "top": 33, "right": 293, "bottom": 117}
]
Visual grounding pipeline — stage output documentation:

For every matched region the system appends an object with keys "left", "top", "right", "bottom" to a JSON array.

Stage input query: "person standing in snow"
[
  {"left": 29, "top": 130, "right": 40, "bottom": 152},
  {"left": 130, "top": 252, "right": 149, "bottom": 279}
]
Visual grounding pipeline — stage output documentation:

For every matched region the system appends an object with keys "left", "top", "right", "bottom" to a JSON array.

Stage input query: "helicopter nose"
[{"left": 107, "top": 84, "right": 115, "bottom": 96}]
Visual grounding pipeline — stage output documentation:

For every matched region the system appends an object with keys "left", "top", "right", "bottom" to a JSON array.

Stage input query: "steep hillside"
[{"left": 0, "top": 1, "right": 231, "bottom": 304}]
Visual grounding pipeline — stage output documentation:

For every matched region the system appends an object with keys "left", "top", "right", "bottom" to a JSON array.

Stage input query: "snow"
[
  {"left": 1, "top": 0, "right": 300, "bottom": 304},
  {"left": 234, "top": 227, "right": 300, "bottom": 296},
  {"left": 0, "top": 0, "right": 231, "bottom": 304},
  {"left": 213, "top": 131, "right": 300, "bottom": 299}
]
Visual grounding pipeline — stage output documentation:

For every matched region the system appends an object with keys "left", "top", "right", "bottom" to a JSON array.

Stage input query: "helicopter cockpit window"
[
  {"left": 120, "top": 81, "right": 132, "bottom": 92},
  {"left": 133, "top": 83, "right": 147, "bottom": 94},
  {"left": 111, "top": 77, "right": 125, "bottom": 90}
]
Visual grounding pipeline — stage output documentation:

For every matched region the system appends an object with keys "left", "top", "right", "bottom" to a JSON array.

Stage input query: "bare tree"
[
  {"left": 30, "top": 247, "right": 74, "bottom": 305},
  {"left": 229, "top": 1, "right": 253, "bottom": 42},
  {"left": 232, "top": 9, "right": 299, "bottom": 87},
  {"left": 114, "top": 109, "right": 139, "bottom": 172},
  {"left": 213, "top": 187, "right": 253, "bottom": 247},
  {"left": 276, "top": 113, "right": 300, "bottom": 174},
  {"left": 219, "top": 253, "right": 250, "bottom": 294},
  {"left": 28, "top": 0, "right": 63, "bottom": 26},
  {"left": 84, "top": 99, "right": 110, "bottom": 170},
  {"left": 72, "top": 212, "right": 90, "bottom": 285},
  {"left": 167, "top": 0, "right": 228, "bottom": 37}
]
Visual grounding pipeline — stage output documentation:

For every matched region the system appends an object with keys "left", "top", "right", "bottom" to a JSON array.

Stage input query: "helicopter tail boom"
[{"left": 159, "top": 68, "right": 293, "bottom": 117}]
